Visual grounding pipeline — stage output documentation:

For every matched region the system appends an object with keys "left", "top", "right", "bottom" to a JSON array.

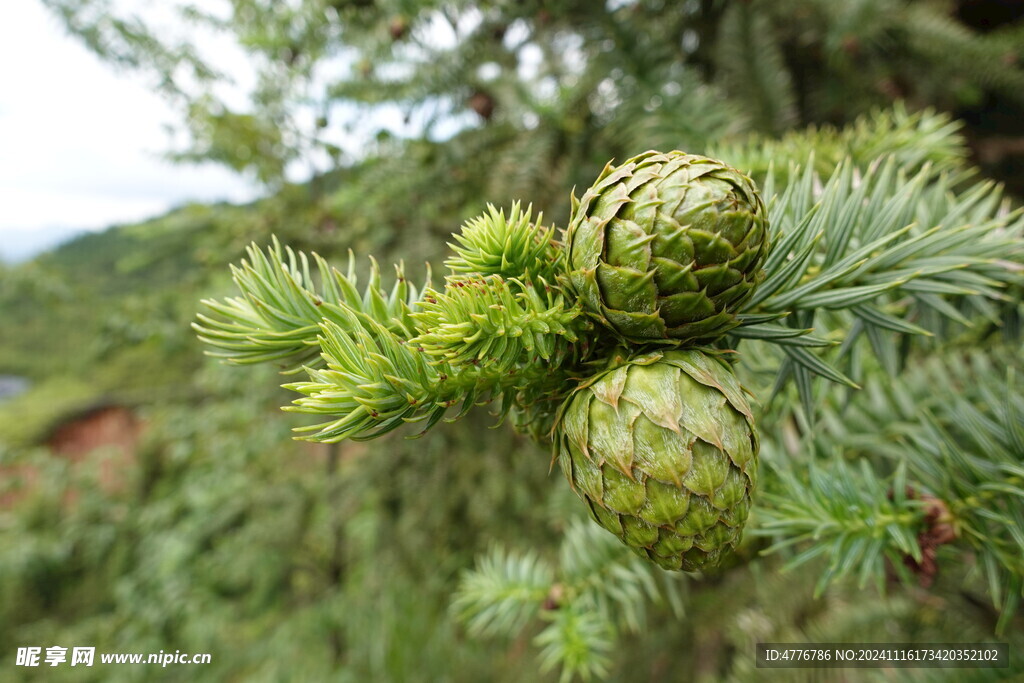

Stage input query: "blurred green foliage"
[{"left": 2, "top": 0, "right": 1023, "bottom": 680}]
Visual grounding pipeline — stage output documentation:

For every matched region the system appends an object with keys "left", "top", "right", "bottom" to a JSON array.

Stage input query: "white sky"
[{"left": 0, "top": 1, "right": 261, "bottom": 260}]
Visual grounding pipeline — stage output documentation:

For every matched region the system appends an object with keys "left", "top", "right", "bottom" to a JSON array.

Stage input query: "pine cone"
[
  {"left": 565, "top": 151, "right": 769, "bottom": 344},
  {"left": 556, "top": 349, "right": 758, "bottom": 571}
]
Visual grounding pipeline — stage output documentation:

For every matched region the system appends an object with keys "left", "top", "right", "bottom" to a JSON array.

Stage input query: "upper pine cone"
[{"left": 565, "top": 151, "right": 769, "bottom": 344}]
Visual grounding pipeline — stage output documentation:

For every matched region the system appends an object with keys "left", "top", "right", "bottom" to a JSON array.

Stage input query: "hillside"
[{"left": 0, "top": 201, "right": 254, "bottom": 446}]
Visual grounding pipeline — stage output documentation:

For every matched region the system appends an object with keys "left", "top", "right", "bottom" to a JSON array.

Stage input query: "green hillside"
[{"left": 1, "top": 203, "right": 249, "bottom": 444}]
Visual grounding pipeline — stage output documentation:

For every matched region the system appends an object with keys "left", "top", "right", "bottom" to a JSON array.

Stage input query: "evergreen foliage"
[{"left": 3, "top": 1, "right": 1024, "bottom": 681}]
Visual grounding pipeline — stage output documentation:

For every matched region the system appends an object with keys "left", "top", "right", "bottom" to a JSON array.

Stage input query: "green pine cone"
[
  {"left": 556, "top": 349, "right": 758, "bottom": 571},
  {"left": 565, "top": 151, "right": 769, "bottom": 343}
]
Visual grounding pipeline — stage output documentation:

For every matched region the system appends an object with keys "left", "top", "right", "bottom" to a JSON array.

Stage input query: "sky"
[{"left": 0, "top": 2, "right": 261, "bottom": 262}]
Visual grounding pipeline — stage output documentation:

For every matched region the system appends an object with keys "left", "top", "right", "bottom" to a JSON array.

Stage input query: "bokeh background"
[{"left": 2, "top": 0, "right": 1023, "bottom": 680}]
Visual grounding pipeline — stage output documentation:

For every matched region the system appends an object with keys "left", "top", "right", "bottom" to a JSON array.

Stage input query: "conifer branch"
[
  {"left": 193, "top": 239, "right": 427, "bottom": 372},
  {"left": 451, "top": 546, "right": 554, "bottom": 638},
  {"left": 759, "top": 348, "right": 1024, "bottom": 632},
  {"left": 445, "top": 202, "right": 561, "bottom": 284},
  {"left": 535, "top": 605, "right": 613, "bottom": 683},
  {"left": 711, "top": 104, "right": 968, "bottom": 182},
  {"left": 410, "top": 274, "right": 584, "bottom": 372},
  {"left": 756, "top": 457, "right": 924, "bottom": 597},
  {"left": 282, "top": 274, "right": 588, "bottom": 443},
  {"left": 732, "top": 156, "right": 1024, "bottom": 402},
  {"left": 714, "top": 1, "right": 796, "bottom": 135},
  {"left": 454, "top": 519, "right": 684, "bottom": 682},
  {"left": 282, "top": 309, "right": 453, "bottom": 442}
]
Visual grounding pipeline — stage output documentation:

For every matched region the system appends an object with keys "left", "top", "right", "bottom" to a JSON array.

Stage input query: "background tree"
[{"left": 40, "top": 0, "right": 1024, "bottom": 193}]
